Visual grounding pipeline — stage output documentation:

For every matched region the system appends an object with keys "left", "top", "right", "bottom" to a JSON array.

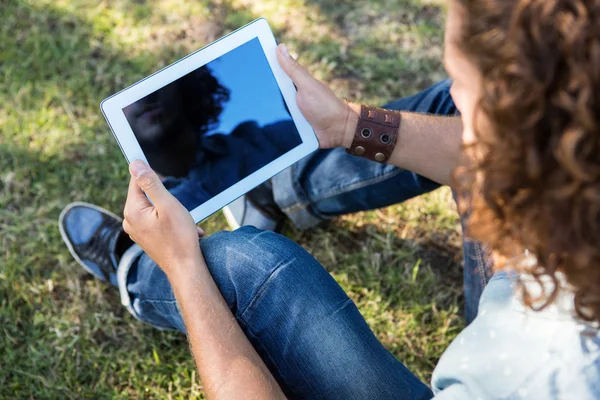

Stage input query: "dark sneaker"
[
  {"left": 58, "top": 202, "right": 133, "bottom": 285},
  {"left": 222, "top": 180, "right": 285, "bottom": 233}
]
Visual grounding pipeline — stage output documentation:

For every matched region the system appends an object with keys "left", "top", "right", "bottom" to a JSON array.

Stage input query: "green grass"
[{"left": 0, "top": 0, "right": 462, "bottom": 398}]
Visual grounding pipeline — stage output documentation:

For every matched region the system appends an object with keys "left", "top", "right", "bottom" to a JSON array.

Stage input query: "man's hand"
[
  {"left": 277, "top": 43, "right": 358, "bottom": 149},
  {"left": 122, "top": 160, "right": 204, "bottom": 277}
]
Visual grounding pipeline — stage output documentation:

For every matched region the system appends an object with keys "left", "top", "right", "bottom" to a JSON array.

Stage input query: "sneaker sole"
[
  {"left": 222, "top": 204, "right": 285, "bottom": 233},
  {"left": 58, "top": 201, "right": 122, "bottom": 281},
  {"left": 222, "top": 205, "right": 241, "bottom": 230}
]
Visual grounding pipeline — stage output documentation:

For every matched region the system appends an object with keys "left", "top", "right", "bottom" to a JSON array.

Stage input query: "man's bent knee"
[{"left": 200, "top": 226, "right": 314, "bottom": 317}]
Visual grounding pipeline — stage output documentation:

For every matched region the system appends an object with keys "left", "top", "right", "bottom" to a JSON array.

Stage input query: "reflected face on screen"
[
  {"left": 123, "top": 84, "right": 183, "bottom": 143},
  {"left": 123, "top": 65, "right": 231, "bottom": 177},
  {"left": 122, "top": 37, "right": 303, "bottom": 211}
]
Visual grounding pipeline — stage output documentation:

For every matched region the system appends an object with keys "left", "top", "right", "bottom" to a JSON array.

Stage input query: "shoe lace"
[{"left": 85, "top": 218, "right": 122, "bottom": 279}]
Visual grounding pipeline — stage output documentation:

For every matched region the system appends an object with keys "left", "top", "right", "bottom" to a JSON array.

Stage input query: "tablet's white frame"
[{"left": 101, "top": 18, "right": 318, "bottom": 223}]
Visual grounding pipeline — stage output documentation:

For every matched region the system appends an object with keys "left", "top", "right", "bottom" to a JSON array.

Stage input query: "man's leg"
[
  {"left": 119, "top": 227, "right": 433, "bottom": 400},
  {"left": 272, "top": 79, "right": 456, "bottom": 229}
]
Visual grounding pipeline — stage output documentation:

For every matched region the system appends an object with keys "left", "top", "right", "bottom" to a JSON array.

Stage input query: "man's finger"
[
  {"left": 277, "top": 43, "right": 314, "bottom": 88},
  {"left": 129, "top": 160, "right": 171, "bottom": 207},
  {"left": 126, "top": 175, "right": 149, "bottom": 205},
  {"left": 124, "top": 175, "right": 150, "bottom": 220}
]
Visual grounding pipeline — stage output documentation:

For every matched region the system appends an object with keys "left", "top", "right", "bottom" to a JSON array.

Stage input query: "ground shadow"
[{"left": 293, "top": 218, "right": 463, "bottom": 311}]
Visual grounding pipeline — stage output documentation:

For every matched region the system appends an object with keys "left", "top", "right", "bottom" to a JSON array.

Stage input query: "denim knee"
[
  {"left": 122, "top": 226, "right": 313, "bottom": 331},
  {"left": 200, "top": 226, "right": 315, "bottom": 318}
]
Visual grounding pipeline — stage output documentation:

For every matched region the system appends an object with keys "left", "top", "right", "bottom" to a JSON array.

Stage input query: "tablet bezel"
[{"left": 101, "top": 18, "right": 318, "bottom": 223}]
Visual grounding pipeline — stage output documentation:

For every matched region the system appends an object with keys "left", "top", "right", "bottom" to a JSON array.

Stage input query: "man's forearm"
[
  {"left": 169, "top": 259, "right": 285, "bottom": 400},
  {"left": 342, "top": 103, "right": 463, "bottom": 186}
]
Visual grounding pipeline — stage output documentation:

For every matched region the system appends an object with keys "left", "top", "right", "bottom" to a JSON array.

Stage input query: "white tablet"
[{"left": 101, "top": 18, "right": 318, "bottom": 223}]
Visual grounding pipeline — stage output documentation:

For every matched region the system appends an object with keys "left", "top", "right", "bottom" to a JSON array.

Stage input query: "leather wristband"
[{"left": 346, "top": 105, "right": 401, "bottom": 163}]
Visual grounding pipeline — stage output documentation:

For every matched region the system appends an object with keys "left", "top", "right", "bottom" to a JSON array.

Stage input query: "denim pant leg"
[
  {"left": 272, "top": 79, "right": 456, "bottom": 230},
  {"left": 118, "top": 227, "right": 433, "bottom": 400},
  {"left": 462, "top": 238, "right": 494, "bottom": 324}
]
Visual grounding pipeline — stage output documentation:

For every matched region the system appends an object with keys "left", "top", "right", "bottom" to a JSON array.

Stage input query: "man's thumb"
[
  {"left": 277, "top": 44, "right": 313, "bottom": 88},
  {"left": 129, "top": 160, "right": 170, "bottom": 206}
]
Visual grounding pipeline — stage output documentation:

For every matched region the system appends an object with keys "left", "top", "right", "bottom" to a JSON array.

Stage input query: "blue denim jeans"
[{"left": 117, "top": 80, "right": 492, "bottom": 399}]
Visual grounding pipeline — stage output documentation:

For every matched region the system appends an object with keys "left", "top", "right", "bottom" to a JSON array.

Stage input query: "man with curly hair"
[{"left": 60, "top": 0, "right": 600, "bottom": 398}]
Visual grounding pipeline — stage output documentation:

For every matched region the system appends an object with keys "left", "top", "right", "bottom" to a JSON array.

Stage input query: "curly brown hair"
[{"left": 453, "top": 0, "right": 600, "bottom": 323}]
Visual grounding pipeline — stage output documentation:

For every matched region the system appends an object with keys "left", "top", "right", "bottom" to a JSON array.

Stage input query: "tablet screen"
[{"left": 122, "top": 37, "right": 303, "bottom": 211}]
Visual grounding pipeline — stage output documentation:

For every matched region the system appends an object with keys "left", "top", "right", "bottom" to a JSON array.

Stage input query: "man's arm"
[
  {"left": 122, "top": 163, "right": 286, "bottom": 400},
  {"left": 169, "top": 260, "right": 286, "bottom": 399},
  {"left": 276, "top": 44, "right": 463, "bottom": 186},
  {"left": 341, "top": 104, "right": 463, "bottom": 186}
]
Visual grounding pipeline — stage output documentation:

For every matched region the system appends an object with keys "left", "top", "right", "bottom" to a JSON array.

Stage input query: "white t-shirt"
[{"left": 431, "top": 273, "right": 600, "bottom": 399}]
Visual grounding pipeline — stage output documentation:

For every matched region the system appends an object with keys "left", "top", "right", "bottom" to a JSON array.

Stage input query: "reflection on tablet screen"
[{"left": 122, "top": 37, "right": 303, "bottom": 211}]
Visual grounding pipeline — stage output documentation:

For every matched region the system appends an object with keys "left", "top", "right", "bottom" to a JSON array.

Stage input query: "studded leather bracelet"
[{"left": 346, "top": 105, "right": 401, "bottom": 163}]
